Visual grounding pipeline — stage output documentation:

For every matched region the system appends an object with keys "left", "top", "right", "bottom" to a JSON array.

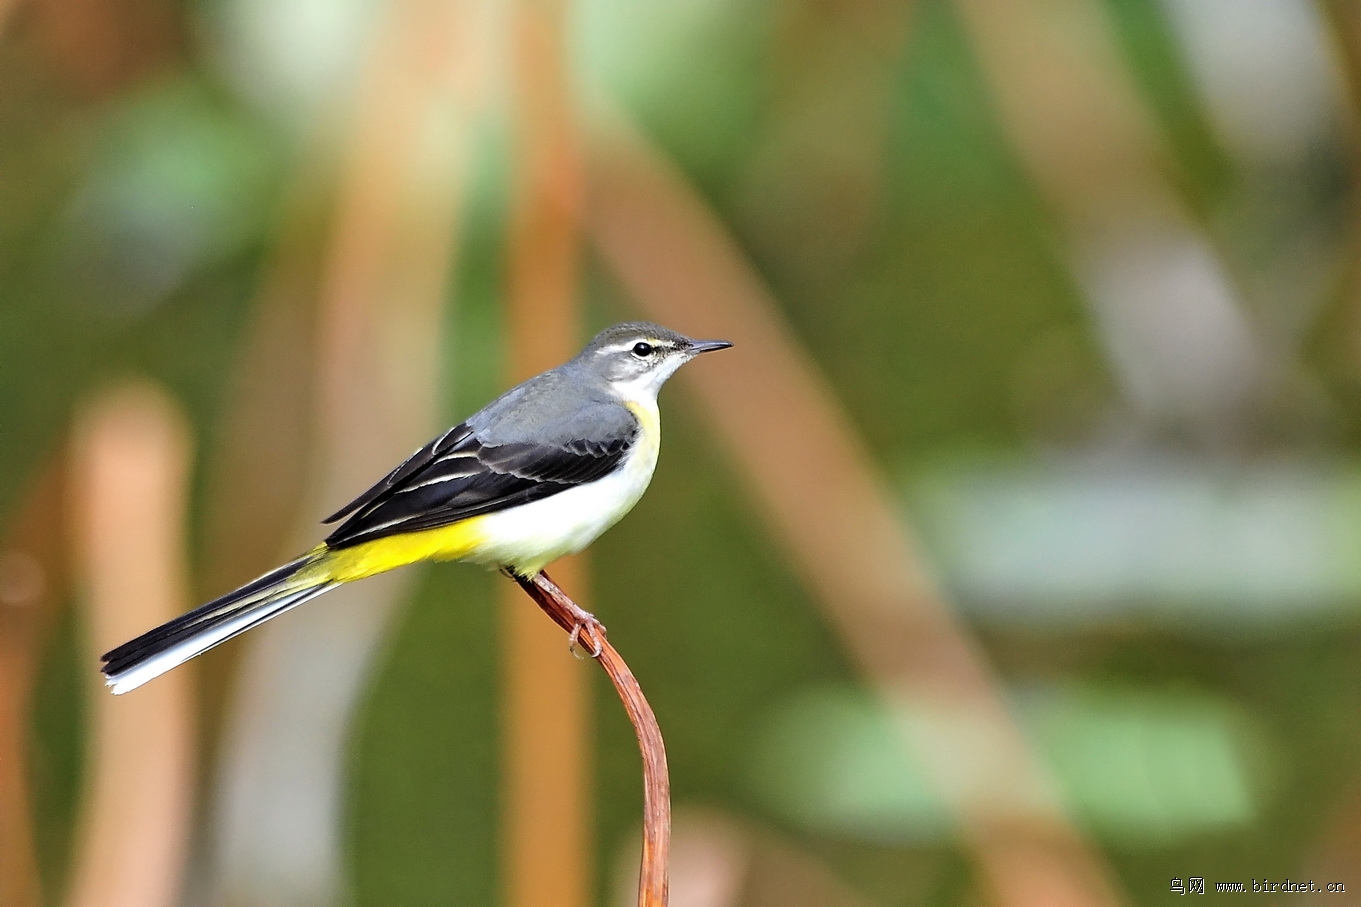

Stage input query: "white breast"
[{"left": 463, "top": 399, "right": 661, "bottom": 574}]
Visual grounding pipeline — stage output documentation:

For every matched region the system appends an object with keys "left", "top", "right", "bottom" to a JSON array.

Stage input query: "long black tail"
[{"left": 100, "top": 554, "right": 334, "bottom": 694}]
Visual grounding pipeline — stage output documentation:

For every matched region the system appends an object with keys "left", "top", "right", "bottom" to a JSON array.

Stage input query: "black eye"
[{"left": 632, "top": 342, "right": 654, "bottom": 358}]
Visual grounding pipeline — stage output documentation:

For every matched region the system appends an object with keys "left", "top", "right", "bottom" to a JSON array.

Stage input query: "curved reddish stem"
[{"left": 510, "top": 570, "right": 671, "bottom": 907}]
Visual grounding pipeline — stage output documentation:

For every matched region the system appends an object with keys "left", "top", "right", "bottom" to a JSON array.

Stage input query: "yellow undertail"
[{"left": 296, "top": 514, "right": 493, "bottom": 585}]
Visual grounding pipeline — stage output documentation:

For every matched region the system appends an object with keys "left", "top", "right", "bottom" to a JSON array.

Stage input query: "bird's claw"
[{"left": 568, "top": 615, "right": 606, "bottom": 660}]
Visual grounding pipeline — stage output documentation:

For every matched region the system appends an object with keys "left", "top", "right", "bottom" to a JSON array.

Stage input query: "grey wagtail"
[{"left": 101, "top": 322, "right": 731, "bottom": 694}]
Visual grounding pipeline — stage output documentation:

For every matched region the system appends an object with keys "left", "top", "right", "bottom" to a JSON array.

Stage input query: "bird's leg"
[
  {"left": 503, "top": 568, "right": 607, "bottom": 658},
  {"left": 544, "top": 571, "right": 606, "bottom": 659}
]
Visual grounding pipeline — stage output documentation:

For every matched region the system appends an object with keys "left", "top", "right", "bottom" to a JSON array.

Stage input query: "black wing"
[
  {"left": 322, "top": 423, "right": 475, "bottom": 526},
  {"left": 321, "top": 421, "right": 637, "bottom": 550}
]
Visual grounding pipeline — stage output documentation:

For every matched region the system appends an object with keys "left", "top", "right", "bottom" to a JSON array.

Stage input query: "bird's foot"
[
  {"left": 504, "top": 567, "right": 607, "bottom": 658},
  {"left": 568, "top": 612, "right": 606, "bottom": 660}
]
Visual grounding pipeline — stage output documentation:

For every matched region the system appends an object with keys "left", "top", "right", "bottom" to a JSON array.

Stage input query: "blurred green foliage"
[{"left": 8, "top": 0, "right": 1361, "bottom": 904}]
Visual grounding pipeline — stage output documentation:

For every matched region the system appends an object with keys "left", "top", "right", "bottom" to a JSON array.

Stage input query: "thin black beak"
[{"left": 688, "top": 339, "right": 733, "bottom": 354}]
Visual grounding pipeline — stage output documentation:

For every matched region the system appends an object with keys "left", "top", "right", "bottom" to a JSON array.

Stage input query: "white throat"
[{"left": 609, "top": 357, "right": 688, "bottom": 406}]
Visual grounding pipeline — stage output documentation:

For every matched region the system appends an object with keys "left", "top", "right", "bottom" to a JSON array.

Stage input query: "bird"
[{"left": 101, "top": 321, "right": 732, "bottom": 694}]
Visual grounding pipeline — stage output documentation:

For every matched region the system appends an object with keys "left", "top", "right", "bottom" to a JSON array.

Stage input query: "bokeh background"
[{"left": 4, "top": 0, "right": 1361, "bottom": 904}]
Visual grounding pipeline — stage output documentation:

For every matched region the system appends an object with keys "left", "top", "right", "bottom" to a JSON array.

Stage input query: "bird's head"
[{"left": 576, "top": 322, "right": 732, "bottom": 401}]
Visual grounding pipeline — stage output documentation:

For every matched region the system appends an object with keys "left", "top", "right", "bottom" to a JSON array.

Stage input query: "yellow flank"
[{"left": 300, "top": 515, "right": 492, "bottom": 584}]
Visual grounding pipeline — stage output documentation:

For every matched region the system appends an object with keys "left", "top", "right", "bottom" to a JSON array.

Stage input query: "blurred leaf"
[
  {"left": 201, "top": 0, "right": 380, "bottom": 126},
  {"left": 747, "top": 686, "right": 949, "bottom": 845},
  {"left": 1102, "top": 0, "right": 1233, "bottom": 201},
  {"left": 56, "top": 77, "right": 278, "bottom": 313},
  {"left": 747, "top": 682, "right": 1270, "bottom": 847},
  {"left": 576, "top": 0, "right": 773, "bottom": 185},
  {"left": 1021, "top": 685, "right": 1266, "bottom": 843},
  {"left": 910, "top": 458, "right": 1361, "bottom": 631}
]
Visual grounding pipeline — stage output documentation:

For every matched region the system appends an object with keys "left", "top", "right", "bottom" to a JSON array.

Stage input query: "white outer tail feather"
[{"left": 105, "top": 583, "right": 334, "bottom": 694}]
